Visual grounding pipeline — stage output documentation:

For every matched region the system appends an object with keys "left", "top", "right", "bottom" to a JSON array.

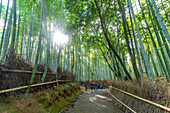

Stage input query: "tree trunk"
[
  {"left": 25, "top": 2, "right": 43, "bottom": 95},
  {"left": 150, "top": 0, "right": 170, "bottom": 45},
  {"left": 0, "top": 0, "right": 2, "bottom": 18},
  {"left": 128, "top": 0, "right": 154, "bottom": 84},
  {"left": 94, "top": 0, "right": 132, "bottom": 80},
  {"left": 20, "top": 7, "right": 26, "bottom": 57},
  {"left": 0, "top": 0, "right": 10, "bottom": 56},
  {"left": 42, "top": 0, "right": 50, "bottom": 82},
  {"left": 9, "top": 0, "right": 17, "bottom": 55},
  {"left": 1, "top": 6, "right": 13, "bottom": 61},
  {"left": 147, "top": 0, "right": 170, "bottom": 81},
  {"left": 128, "top": 2, "right": 143, "bottom": 83},
  {"left": 15, "top": 0, "right": 21, "bottom": 54}
]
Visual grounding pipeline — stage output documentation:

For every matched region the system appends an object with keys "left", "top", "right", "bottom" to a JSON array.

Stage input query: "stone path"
[{"left": 60, "top": 89, "right": 123, "bottom": 113}]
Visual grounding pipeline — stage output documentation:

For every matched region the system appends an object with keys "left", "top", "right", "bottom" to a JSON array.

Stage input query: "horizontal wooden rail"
[
  {"left": 1, "top": 69, "right": 66, "bottom": 76},
  {"left": 111, "top": 86, "right": 170, "bottom": 112},
  {"left": 107, "top": 89, "right": 136, "bottom": 113},
  {"left": 0, "top": 80, "right": 72, "bottom": 94}
]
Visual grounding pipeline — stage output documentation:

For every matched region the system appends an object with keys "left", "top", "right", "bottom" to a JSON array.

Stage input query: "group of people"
[{"left": 81, "top": 81, "right": 105, "bottom": 91}]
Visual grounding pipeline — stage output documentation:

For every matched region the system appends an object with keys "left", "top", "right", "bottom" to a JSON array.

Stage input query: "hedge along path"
[
  {"left": 110, "top": 86, "right": 170, "bottom": 112},
  {"left": 0, "top": 80, "right": 72, "bottom": 94}
]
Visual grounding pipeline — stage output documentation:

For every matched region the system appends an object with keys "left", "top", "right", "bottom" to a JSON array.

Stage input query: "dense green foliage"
[{"left": 0, "top": 0, "right": 169, "bottom": 93}]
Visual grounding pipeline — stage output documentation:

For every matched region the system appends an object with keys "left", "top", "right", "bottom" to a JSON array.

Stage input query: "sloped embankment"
[
  {"left": 0, "top": 84, "right": 81, "bottom": 113},
  {"left": 0, "top": 53, "right": 75, "bottom": 95},
  {"left": 107, "top": 78, "right": 169, "bottom": 113}
]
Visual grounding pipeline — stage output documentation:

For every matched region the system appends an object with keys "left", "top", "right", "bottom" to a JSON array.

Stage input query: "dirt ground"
[{"left": 61, "top": 89, "right": 123, "bottom": 113}]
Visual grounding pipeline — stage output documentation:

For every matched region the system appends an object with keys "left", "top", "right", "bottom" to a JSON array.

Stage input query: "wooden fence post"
[
  {"left": 168, "top": 83, "right": 170, "bottom": 99},
  {"left": 56, "top": 74, "right": 59, "bottom": 85}
]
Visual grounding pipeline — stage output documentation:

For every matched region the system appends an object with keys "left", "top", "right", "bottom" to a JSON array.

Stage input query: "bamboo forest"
[{"left": 0, "top": 0, "right": 169, "bottom": 112}]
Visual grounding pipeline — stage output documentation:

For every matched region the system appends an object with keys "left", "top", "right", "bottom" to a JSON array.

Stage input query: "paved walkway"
[{"left": 61, "top": 89, "right": 123, "bottom": 113}]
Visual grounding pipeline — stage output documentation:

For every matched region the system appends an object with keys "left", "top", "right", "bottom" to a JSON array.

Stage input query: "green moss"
[
  {"left": 48, "top": 85, "right": 81, "bottom": 112},
  {"left": 50, "top": 97, "right": 68, "bottom": 113},
  {"left": 40, "top": 96, "right": 50, "bottom": 108},
  {"left": 1, "top": 103, "right": 12, "bottom": 111},
  {"left": 30, "top": 85, "right": 81, "bottom": 113},
  {"left": 11, "top": 109, "right": 18, "bottom": 113}
]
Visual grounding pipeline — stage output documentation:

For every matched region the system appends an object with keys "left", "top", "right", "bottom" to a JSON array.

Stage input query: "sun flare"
[{"left": 53, "top": 31, "right": 68, "bottom": 45}]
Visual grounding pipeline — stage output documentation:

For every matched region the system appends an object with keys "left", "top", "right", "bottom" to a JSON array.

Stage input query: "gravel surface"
[{"left": 60, "top": 89, "right": 123, "bottom": 113}]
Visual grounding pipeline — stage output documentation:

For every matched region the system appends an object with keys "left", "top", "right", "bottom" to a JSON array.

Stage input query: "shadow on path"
[{"left": 60, "top": 89, "right": 123, "bottom": 113}]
